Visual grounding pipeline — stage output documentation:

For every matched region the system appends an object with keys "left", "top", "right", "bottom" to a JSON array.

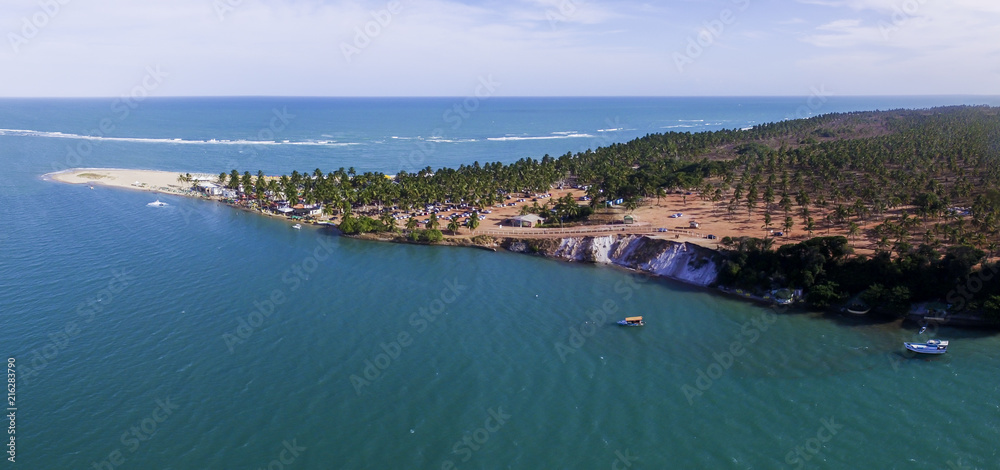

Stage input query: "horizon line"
[{"left": 1, "top": 94, "right": 998, "bottom": 100}]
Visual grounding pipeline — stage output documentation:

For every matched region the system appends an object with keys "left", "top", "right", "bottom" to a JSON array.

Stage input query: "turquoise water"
[{"left": 2, "top": 97, "right": 999, "bottom": 469}]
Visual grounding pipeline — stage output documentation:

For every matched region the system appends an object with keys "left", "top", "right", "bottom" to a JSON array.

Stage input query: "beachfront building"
[
  {"left": 624, "top": 214, "right": 638, "bottom": 225},
  {"left": 196, "top": 181, "right": 223, "bottom": 196},
  {"left": 505, "top": 214, "right": 544, "bottom": 227},
  {"left": 292, "top": 204, "right": 323, "bottom": 217}
]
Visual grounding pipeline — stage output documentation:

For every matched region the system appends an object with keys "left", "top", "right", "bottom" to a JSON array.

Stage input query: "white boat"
[
  {"left": 292, "top": 224, "right": 302, "bottom": 229},
  {"left": 147, "top": 199, "right": 168, "bottom": 207},
  {"left": 904, "top": 339, "right": 948, "bottom": 355},
  {"left": 845, "top": 303, "right": 871, "bottom": 315}
]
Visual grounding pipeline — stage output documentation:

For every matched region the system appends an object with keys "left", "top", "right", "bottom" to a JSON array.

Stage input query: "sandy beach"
[{"left": 45, "top": 168, "right": 215, "bottom": 196}]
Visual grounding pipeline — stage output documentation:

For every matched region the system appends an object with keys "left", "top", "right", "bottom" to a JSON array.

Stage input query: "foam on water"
[{"left": 4, "top": 96, "right": 1000, "bottom": 468}]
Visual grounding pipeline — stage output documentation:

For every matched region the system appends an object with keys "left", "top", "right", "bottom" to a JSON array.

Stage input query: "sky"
[{"left": 2, "top": 0, "right": 999, "bottom": 97}]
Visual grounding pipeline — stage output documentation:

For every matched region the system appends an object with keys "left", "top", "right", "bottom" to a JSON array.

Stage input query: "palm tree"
[
  {"left": 783, "top": 216, "right": 794, "bottom": 236},
  {"left": 848, "top": 221, "right": 860, "bottom": 247},
  {"left": 406, "top": 216, "right": 418, "bottom": 232},
  {"left": 427, "top": 213, "right": 439, "bottom": 230},
  {"left": 447, "top": 218, "right": 461, "bottom": 235},
  {"left": 761, "top": 237, "right": 775, "bottom": 252},
  {"left": 468, "top": 211, "right": 480, "bottom": 233},
  {"left": 229, "top": 169, "right": 241, "bottom": 190},
  {"left": 380, "top": 211, "right": 397, "bottom": 233},
  {"left": 322, "top": 204, "right": 336, "bottom": 218},
  {"left": 623, "top": 196, "right": 639, "bottom": 213}
]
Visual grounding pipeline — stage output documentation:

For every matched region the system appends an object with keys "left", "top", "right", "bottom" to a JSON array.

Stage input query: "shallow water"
[{"left": 2, "top": 97, "right": 998, "bottom": 468}]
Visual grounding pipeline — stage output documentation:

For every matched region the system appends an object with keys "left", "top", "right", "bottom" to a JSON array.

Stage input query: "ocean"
[{"left": 2, "top": 96, "right": 999, "bottom": 469}]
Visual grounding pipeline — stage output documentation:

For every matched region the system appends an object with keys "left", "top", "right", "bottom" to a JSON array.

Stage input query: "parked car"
[{"left": 706, "top": 234, "right": 717, "bottom": 240}]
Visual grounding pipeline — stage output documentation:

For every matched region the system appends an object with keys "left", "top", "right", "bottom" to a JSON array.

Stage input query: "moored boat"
[
  {"left": 292, "top": 223, "right": 302, "bottom": 229},
  {"left": 846, "top": 303, "right": 871, "bottom": 315},
  {"left": 904, "top": 339, "right": 948, "bottom": 355},
  {"left": 617, "top": 316, "right": 644, "bottom": 327},
  {"left": 147, "top": 199, "right": 168, "bottom": 207}
]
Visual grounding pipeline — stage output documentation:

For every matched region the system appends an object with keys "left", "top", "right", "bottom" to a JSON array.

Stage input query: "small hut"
[{"left": 506, "top": 214, "right": 544, "bottom": 228}]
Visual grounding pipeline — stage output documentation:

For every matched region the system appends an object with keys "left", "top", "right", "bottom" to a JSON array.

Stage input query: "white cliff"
[{"left": 508, "top": 235, "right": 720, "bottom": 287}]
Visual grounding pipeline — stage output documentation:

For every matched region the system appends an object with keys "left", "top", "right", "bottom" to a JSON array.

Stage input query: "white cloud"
[{"left": 0, "top": 0, "right": 996, "bottom": 96}]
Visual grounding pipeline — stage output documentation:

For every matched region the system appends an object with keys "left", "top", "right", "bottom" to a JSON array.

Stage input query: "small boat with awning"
[
  {"left": 617, "top": 316, "right": 644, "bottom": 327},
  {"left": 904, "top": 339, "right": 948, "bottom": 355}
]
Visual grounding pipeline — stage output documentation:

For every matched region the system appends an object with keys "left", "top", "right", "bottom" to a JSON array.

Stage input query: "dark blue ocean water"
[{"left": 2, "top": 97, "right": 999, "bottom": 469}]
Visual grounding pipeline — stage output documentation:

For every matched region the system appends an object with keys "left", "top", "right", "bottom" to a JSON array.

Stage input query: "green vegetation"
[
  {"left": 407, "top": 229, "right": 444, "bottom": 244},
  {"left": 219, "top": 105, "right": 1000, "bottom": 318},
  {"left": 337, "top": 213, "right": 388, "bottom": 235},
  {"left": 718, "top": 234, "right": 999, "bottom": 316}
]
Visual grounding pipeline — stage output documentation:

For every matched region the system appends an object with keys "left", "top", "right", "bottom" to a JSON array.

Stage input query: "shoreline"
[
  {"left": 43, "top": 167, "right": 217, "bottom": 197},
  {"left": 46, "top": 168, "right": 999, "bottom": 330}
]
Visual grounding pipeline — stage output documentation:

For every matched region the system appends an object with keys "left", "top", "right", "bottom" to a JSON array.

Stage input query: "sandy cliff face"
[{"left": 505, "top": 235, "right": 720, "bottom": 287}]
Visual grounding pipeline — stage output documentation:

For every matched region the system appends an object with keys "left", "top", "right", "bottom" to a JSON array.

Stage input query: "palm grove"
[{"left": 189, "top": 106, "right": 1000, "bottom": 319}]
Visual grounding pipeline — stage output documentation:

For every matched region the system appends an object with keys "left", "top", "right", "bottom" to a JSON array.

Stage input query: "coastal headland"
[
  {"left": 46, "top": 165, "right": 1000, "bottom": 328},
  {"left": 43, "top": 106, "right": 1000, "bottom": 326}
]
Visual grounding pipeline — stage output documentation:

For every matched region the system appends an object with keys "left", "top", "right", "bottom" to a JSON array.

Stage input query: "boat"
[
  {"left": 904, "top": 339, "right": 948, "bottom": 355},
  {"left": 147, "top": 199, "right": 168, "bottom": 207},
  {"left": 292, "top": 224, "right": 302, "bottom": 230},
  {"left": 845, "top": 303, "right": 871, "bottom": 315},
  {"left": 617, "top": 316, "right": 644, "bottom": 327}
]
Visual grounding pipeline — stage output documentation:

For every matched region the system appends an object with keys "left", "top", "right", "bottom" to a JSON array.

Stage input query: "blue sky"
[{"left": 3, "top": 0, "right": 999, "bottom": 97}]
